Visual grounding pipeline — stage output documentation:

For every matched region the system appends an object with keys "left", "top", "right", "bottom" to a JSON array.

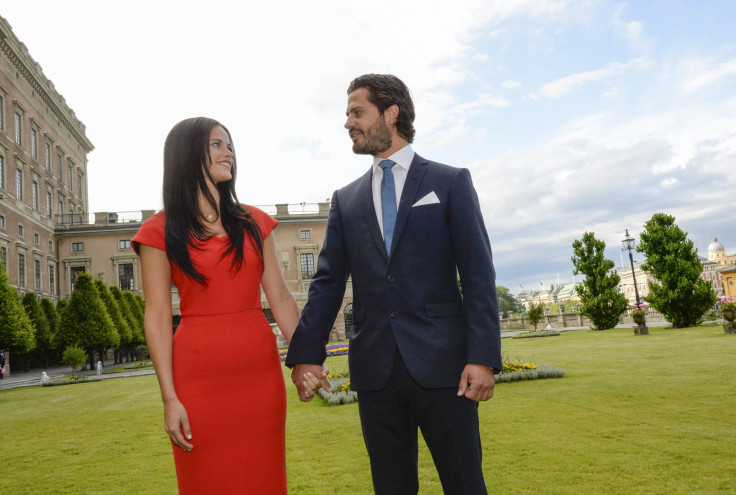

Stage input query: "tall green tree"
[
  {"left": 110, "top": 286, "right": 144, "bottom": 359},
  {"left": 0, "top": 265, "right": 36, "bottom": 359},
  {"left": 637, "top": 213, "right": 716, "bottom": 328},
  {"left": 95, "top": 279, "right": 132, "bottom": 364},
  {"left": 22, "top": 292, "right": 53, "bottom": 368},
  {"left": 40, "top": 298, "right": 62, "bottom": 363},
  {"left": 571, "top": 232, "right": 628, "bottom": 330},
  {"left": 59, "top": 273, "right": 119, "bottom": 369},
  {"left": 526, "top": 301, "right": 545, "bottom": 330},
  {"left": 497, "top": 286, "right": 523, "bottom": 318}
]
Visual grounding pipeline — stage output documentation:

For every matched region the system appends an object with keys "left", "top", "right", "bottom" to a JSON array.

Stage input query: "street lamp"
[{"left": 622, "top": 229, "right": 641, "bottom": 308}]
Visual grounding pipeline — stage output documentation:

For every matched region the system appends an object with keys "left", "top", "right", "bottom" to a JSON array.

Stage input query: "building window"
[
  {"left": 0, "top": 215, "right": 4, "bottom": 229},
  {"left": 34, "top": 259, "right": 41, "bottom": 291},
  {"left": 119, "top": 240, "right": 131, "bottom": 250},
  {"left": 49, "top": 240, "right": 53, "bottom": 253},
  {"left": 32, "top": 180, "right": 39, "bottom": 210},
  {"left": 299, "top": 229, "right": 312, "bottom": 240},
  {"left": 118, "top": 263, "right": 134, "bottom": 291},
  {"left": 78, "top": 173, "right": 83, "bottom": 196},
  {"left": 58, "top": 199, "right": 63, "bottom": 218},
  {"left": 31, "top": 128, "right": 38, "bottom": 160},
  {"left": 34, "top": 232, "right": 40, "bottom": 245},
  {"left": 300, "top": 253, "right": 315, "bottom": 279},
  {"left": 57, "top": 154, "right": 63, "bottom": 182},
  {"left": 70, "top": 266, "right": 85, "bottom": 291},
  {"left": 14, "top": 111, "right": 22, "bottom": 145},
  {"left": 71, "top": 242, "right": 84, "bottom": 253},
  {"left": 68, "top": 165, "right": 73, "bottom": 193},
  {"left": 15, "top": 168, "right": 22, "bottom": 199},
  {"left": 0, "top": 245, "right": 6, "bottom": 271},
  {"left": 18, "top": 224, "right": 24, "bottom": 237},
  {"left": 0, "top": 95, "right": 4, "bottom": 130},
  {"left": 46, "top": 191, "right": 52, "bottom": 218},
  {"left": 49, "top": 264, "right": 56, "bottom": 295},
  {"left": 45, "top": 143, "right": 51, "bottom": 170},
  {"left": 0, "top": 155, "right": 4, "bottom": 189},
  {"left": 18, "top": 253, "right": 26, "bottom": 287}
]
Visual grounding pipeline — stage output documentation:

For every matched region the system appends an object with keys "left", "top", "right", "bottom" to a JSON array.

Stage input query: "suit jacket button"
[
  {"left": 387, "top": 274, "right": 395, "bottom": 282},
  {"left": 390, "top": 311, "right": 399, "bottom": 318}
]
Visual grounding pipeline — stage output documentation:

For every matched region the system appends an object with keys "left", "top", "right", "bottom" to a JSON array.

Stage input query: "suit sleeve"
[
  {"left": 448, "top": 168, "right": 502, "bottom": 373},
  {"left": 285, "top": 191, "right": 351, "bottom": 367}
]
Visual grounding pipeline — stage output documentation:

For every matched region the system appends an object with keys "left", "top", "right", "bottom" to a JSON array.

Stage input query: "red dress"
[{"left": 133, "top": 206, "right": 286, "bottom": 494}]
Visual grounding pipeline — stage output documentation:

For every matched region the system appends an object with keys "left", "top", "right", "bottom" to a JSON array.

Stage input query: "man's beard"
[{"left": 352, "top": 117, "right": 392, "bottom": 155}]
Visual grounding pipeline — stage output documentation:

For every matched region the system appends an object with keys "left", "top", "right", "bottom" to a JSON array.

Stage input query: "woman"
[{"left": 133, "top": 117, "right": 321, "bottom": 494}]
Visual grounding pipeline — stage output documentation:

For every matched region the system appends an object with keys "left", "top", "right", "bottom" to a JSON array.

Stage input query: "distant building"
[{"left": 0, "top": 16, "right": 93, "bottom": 300}]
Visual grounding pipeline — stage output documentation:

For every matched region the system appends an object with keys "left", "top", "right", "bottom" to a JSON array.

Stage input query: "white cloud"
[{"left": 502, "top": 79, "right": 521, "bottom": 89}]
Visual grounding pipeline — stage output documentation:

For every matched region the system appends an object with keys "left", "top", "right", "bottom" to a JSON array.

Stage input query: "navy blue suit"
[{"left": 287, "top": 153, "right": 501, "bottom": 494}]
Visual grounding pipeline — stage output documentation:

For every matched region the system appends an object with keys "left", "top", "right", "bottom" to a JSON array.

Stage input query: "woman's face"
[{"left": 206, "top": 125, "right": 234, "bottom": 184}]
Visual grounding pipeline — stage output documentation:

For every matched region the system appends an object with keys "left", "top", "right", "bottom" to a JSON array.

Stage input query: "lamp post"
[{"left": 622, "top": 229, "right": 641, "bottom": 308}]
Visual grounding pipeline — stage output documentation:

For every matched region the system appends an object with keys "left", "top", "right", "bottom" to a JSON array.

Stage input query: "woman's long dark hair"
[{"left": 162, "top": 117, "right": 263, "bottom": 284}]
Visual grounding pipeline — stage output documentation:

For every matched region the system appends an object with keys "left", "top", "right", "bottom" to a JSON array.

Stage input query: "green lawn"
[{"left": 1, "top": 326, "right": 734, "bottom": 494}]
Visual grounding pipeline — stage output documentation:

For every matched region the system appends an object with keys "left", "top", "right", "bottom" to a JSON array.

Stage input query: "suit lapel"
[
  {"left": 390, "top": 154, "right": 428, "bottom": 256},
  {"left": 358, "top": 168, "right": 389, "bottom": 260}
]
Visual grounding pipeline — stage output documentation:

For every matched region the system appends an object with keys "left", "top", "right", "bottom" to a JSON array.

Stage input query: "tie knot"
[{"left": 379, "top": 159, "right": 395, "bottom": 171}]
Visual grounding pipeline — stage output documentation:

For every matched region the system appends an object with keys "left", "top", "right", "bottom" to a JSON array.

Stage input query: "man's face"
[{"left": 345, "top": 88, "right": 392, "bottom": 155}]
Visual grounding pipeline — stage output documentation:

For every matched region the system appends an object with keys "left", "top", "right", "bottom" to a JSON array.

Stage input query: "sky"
[{"left": 3, "top": 0, "right": 735, "bottom": 294}]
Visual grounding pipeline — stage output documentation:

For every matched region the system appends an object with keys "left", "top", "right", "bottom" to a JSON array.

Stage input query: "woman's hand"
[{"left": 163, "top": 398, "right": 194, "bottom": 452}]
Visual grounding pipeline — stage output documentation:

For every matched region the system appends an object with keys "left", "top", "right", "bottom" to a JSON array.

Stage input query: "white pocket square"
[{"left": 412, "top": 191, "right": 440, "bottom": 207}]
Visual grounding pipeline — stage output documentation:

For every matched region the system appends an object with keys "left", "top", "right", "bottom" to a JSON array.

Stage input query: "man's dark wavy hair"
[
  {"left": 347, "top": 74, "right": 416, "bottom": 143},
  {"left": 162, "top": 117, "right": 263, "bottom": 285}
]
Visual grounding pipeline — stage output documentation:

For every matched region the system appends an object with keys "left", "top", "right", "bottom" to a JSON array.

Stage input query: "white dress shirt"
[{"left": 371, "top": 144, "right": 415, "bottom": 237}]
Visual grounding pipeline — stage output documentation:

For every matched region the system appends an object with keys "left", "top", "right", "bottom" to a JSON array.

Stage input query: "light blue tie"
[{"left": 379, "top": 159, "right": 397, "bottom": 255}]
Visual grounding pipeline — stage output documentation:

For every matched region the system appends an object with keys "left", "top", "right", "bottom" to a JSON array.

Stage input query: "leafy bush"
[
  {"left": 62, "top": 346, "right": 88, "bottom": 378},
  {"left": 136, "top": 345, "right": 150, "bottom": 360},
  {"left": 526, "top": 302, "right": 545, "bottom": 330}
]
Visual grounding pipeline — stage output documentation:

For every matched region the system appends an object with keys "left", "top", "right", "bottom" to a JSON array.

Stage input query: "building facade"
[{"left": 0, "top": 16, "right": 94, "bottom": 301}]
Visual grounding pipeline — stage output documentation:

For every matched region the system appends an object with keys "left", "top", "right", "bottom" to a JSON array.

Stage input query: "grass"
[{"left": 1, "top": 326, "right": 734, "bottom": 494}]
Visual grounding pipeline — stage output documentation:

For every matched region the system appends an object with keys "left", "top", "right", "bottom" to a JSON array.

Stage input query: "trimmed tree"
[
  {"left": 526, "top": 301, "right": 545, "bottom": 331},
  {"left": 0, "top": 263, "right": 36, "bottom": 362},
  {"left": 62, "top": 345, "right": 88, "bottom": 379},
  {"left": 59, "top": 272, "right": 119, "bottom": 370},
  {"left": 110, "top": 286, "right": 144, "bottom": 361},
  {"left": 637, "top": 213, "right": 716, "bottom": 328},
  {"left": 95, "top": 279, "right": 132, "bottom": 364},
  {"left": 22, "top": 292, "right": 53, "bottom": 368},
  {"left": 571, "top": 232, "right": 628, "bottom": 330},
  {"left": 40, "top": 298, "right": 62, "bottom": 364}
]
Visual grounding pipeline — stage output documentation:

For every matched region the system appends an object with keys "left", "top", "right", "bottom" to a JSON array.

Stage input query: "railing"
[
  {"left": 55, "top": 211, "right": 145, "bottom": 228},
  {"left": 254, "top": 203, "right": 328, "bottom": 217}
]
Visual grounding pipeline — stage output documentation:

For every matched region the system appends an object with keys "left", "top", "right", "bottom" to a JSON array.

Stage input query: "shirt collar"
[{"left": 372, "top": 144, "right": 415, "bottom": 176}]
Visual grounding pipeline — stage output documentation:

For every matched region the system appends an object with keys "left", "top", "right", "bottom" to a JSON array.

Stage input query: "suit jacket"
[{"left": 286, "top": 153, "right": 502, "bottom": 392}]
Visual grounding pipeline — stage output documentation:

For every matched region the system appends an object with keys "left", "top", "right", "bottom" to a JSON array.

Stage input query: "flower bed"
[
  {"left": 123, "top": 361, "right": 154, "bottom": 370},
  {"left": 513, "top": 330, "right": 560, "bottom": 339},
  {"left": 280, "top": 343, "right": 349, "bottom": 362}
]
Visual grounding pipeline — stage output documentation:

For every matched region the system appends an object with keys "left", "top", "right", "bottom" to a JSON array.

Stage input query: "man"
[{"left": 286, "top": 74, "right": 502, "bottom": 494}]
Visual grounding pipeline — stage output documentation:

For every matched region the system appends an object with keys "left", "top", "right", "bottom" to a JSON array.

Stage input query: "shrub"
[{"left": 62, "top": 346, "right": 88, "bottom": 378}]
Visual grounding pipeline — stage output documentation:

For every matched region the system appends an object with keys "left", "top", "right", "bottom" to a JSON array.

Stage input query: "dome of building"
[{"left": 709, "top": 236, "right": 726, "bottom": 254}]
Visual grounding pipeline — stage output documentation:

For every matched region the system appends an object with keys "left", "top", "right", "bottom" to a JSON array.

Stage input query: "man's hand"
[
  {"left": 291, "top": 364, "right": 332, "bottom": 402},
  {"left": 457, "top": 364, "right": 495, "bottom": 402}
]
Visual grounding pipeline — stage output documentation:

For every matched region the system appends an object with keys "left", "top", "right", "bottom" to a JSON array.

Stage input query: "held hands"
[
  {"left": 457, "top": 364, "right": 495, "bottom": 402},
  {"left": 291, "top": 364, "right": 331, "bottom": 402},
  {"left": 164, "top": 398, "right": 193, "bottom": 452}
]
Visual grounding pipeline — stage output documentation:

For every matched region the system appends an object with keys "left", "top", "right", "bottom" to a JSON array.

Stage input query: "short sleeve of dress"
[
  {"left": 245, "top": 205, "right": 278, "bottom": 239},
  {"left": 132, "top": 212, "right": 166, "bottom": 256}
]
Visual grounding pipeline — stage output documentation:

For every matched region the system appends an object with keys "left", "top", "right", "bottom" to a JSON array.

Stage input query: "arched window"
[{"left": 344, "top": 304, "right": 353, "bottom": 339}]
